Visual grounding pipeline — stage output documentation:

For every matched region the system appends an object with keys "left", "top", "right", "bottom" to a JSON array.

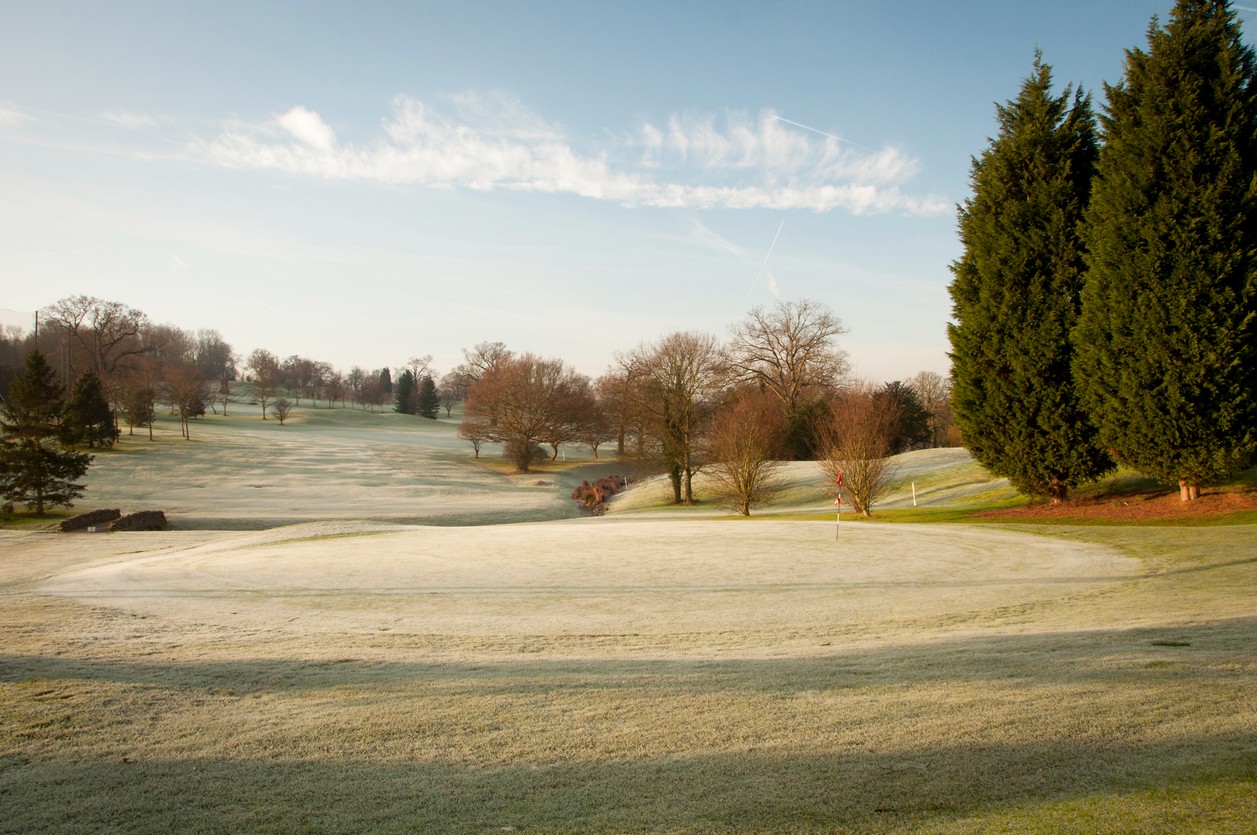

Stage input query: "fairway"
[{"left": 2, "top": 410, "right": 1255, "bottom": 832}]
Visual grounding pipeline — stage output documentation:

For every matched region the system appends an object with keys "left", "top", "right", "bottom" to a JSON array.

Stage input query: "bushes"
[
  {"left": 58, "top": 509, "right": 122, "bottom": 532},
  {"left": 571, "top": 475, "right": 634, "bottom": 515},
  {"left": 57, "top": 508, "right": 167, "bottom": 531},
  {"left": 110, "top": 510, "right": 168, "bottom": 531}
]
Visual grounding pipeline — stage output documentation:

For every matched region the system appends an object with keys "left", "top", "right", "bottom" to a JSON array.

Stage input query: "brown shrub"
[{"left": 571, "top": 475, "right": 634, "bottom": 515}]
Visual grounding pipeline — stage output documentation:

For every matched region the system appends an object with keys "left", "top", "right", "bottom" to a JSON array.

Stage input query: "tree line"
[
  {"left": 950, "top": 0, "right": 1257, "bottom": 504},
  {"left": 457, "top": 301, "right": 955, "bottom": 515},
  {"left": 1, "top": 294, "right": 955, "bottom": 516}
]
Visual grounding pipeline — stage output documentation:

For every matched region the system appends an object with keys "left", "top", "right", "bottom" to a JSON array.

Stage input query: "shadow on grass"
[
  {"left": 3, "top": 729, "right": 1253, "bottom": 833},
  {"left": 4, "top": 615, "right": 1256, "bottom": 693},
  {"left": 4, "top": 619, "right": 1256, "bottom": 831}
]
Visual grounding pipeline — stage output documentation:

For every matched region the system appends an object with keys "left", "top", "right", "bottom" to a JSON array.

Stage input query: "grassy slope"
[
  {"left": 611, "top": 447, "right": 1257, "bottom": 525},
  {"left": 1, "top": 416, "right": 1254, "bottom": 832},
  {"left": 4, "top": 404, "right": 625, "bottom": 530}
]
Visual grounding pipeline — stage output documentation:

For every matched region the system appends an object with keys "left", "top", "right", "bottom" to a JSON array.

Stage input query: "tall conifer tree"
[
  {"left": 393, "top": 369, "right": 416, "bottom": 415},
  {"left": 949, "top": 55, "right": 1113, "bottom": 502},
  {"left": 417, "top": 375, "right": 440, "bottom": 419},
  {"left": 0, "top": 349, "right": 92, "bottom": 514},
  {"left": 1076, "top": 0, "right": 1257, "bottom": 500}
]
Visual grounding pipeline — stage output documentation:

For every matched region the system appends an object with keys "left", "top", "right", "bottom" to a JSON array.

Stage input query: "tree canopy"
[
  {"left": 949, "top": 55, "right": 1113, "bottom": 502},
  {"left": 0, "top": 349, "right": 92, "bottom": 514},
  {"left": 1075, "top": 0, "right": 1257, "bottom": 500}
]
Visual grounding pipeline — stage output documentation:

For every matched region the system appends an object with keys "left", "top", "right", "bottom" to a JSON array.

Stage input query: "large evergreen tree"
[
  {"left": 1076, "top": 0, "right": 1257, "bottom": 501},
  {"left": 949, "top": 55, "right": 1113, "bottom": 502},
  {"left": 0, "top": 349, "right": 92, "bottom": 514},
  {"left": 394, "top": 369, "right": 416, "bottom": 414},
  {"left": 417, "top": 375, "right": 440, "bottom": 419},
  {"left": 60, "top": 369, "right": 118, "bottom": 449}
]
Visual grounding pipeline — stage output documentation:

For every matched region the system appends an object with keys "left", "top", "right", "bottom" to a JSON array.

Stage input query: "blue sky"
[{"left": 2, "top": 0, "right": 1225, "bottom": 382}]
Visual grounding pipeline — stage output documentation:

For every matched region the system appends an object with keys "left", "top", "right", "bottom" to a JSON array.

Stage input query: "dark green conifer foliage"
[
  {"left": 417, "top": 375, "right": 440, "bottom": 420},
  {"left": 394, "top": 369, "right": 416, "bottom": 415},
  {"left": 949, "top": 56, "right": 1114, "bottom": 502},
  {"left": 0, "top": 349, "right": 92, "bottom": 514},
  {"left": 879, "top": 381, "right": 931, "bottom": 454},
  {"left": 61, "top": 369, "right": 118, "bottom": 448},
  {"left": 1076, "top": 0, "right": 1257, "bottom": 500}
]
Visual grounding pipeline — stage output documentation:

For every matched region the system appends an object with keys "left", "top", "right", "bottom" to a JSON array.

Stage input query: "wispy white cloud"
[
  {"left": 195, "top": 95, "right": 946, "bottom": 215},
  {"left": 0, "top": 101, "right": 35, "bottom": 128},
  {"left": 101, "top": 109, "right": 160, "bottom": 129}
]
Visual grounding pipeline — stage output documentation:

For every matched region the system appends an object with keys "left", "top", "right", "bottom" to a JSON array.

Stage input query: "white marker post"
[
  {"left": 912, "top": 481, "right": 918, "bottom": 507},
  {"left": 834, "top": 469, "right": 844, "bottom": 540}
]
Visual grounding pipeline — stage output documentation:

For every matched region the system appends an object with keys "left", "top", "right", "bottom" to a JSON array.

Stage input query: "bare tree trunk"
[{"left": 1179, "top": 479, "right": 1199, "bottom": 502}]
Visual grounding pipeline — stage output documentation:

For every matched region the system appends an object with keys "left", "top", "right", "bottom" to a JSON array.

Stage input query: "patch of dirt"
[{"left": 977, "top": 488, "right": 1257, "bottom": 522}]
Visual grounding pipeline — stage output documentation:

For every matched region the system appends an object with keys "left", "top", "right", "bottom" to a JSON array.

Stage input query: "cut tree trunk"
[{"left": 1179, "top": 479, "right": 1200, "bottom": 502}]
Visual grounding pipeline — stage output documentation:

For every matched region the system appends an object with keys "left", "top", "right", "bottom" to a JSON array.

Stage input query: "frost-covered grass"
[
  {"left": 1, "top": 413, "right": 1254, "bottom": 832},
  {"left": 63, "top": 405, "right": 620, "bottom": 529}
]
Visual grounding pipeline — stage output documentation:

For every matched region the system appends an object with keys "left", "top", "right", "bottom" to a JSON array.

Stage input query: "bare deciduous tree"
[
  {"left": 463, "top": 353, "right": 585, "bottom": 473},
  {"left": 273, "top": 397, "right": 293, "bottom": 425},
  {"left": 727, "top": 299, "right": 849, "bottom": 413},
  {"left": 44, "top": 296, "right": 153, "bottom": 419},
  {"left": 597, "top": 357, "right": 648, "bottom": 457},
  {"left": 909, "top": 371, "right": 954, "bottom": 448},
  {"left": 815, "top": 383, "right": 902, "bottom": 518},
  {"left": 360, "top": 377, "right": 386, "bottom": 412},
  {"left": 460, "top": 341, "right": 513, "bottom": 380},
  {"left": 439, "top": 369, "right": 472, "bottom": 417},
  {"left": 344, "top": 366, "right": 366, "bottom": 408},
  {"left": 163, "top": 361, "right": 207, "bottom": 440},
  {"left": 457, "top": 415, "right": 491, "bottom": 458},
  {"left": 705, "top": 388, "right": 786, "bottom": 516},
  {"left": 539, "top": 370, "right": 596, "bottom": 460},
  {"left": 323, "top": 371, "right": 347, "bottom": 408},
  {"left": 633, "top": 331, "right": 727, "bottom": 505},
  {"left": 246, "top": 349, "right": 282, "bottom": 419}
]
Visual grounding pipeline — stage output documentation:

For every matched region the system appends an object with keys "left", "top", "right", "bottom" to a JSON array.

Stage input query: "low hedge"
[
  {"left": 110, "top": 510, "right": 168, "bottom": 532},
  {"left": 58, "top": 509, "right": 122, "bottom": 532}
]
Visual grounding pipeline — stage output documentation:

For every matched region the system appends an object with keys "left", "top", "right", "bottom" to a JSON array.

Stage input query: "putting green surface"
[{"left": 30, "top": 519, "right": 1134, "bottom": 657}]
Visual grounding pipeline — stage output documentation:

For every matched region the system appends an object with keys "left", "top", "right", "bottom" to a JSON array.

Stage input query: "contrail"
[
  {"left": 773, "top": 115, "right": 872, "bottom": 151},
  {"left": 753, "top": 219, "right": 786, "bottom": 299}
]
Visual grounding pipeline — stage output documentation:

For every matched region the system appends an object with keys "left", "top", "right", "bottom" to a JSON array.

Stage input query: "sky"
[{"left": 2, "top": 0, "right": 1232, "bottom": 383}]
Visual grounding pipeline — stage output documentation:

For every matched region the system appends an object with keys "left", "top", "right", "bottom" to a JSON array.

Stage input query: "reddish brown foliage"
[{"left": 571, "top": 475, "right": 635, "bottom": 515}]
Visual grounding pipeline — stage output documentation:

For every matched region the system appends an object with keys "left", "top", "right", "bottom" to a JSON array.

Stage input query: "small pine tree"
[
  {"left": 0, "top": 349, "right": 92, "bottom": 514},
  {"left": 417, "top": 375, "right": 440, "bottom": 419},
  {"left": 949, "top": 55, "right": 1113, "bottom": 502},
  {"left": 1076, "top": 0, "right": 1257, "bottom": 500},
  {"left": 61, "top": 369, "right": 118, "bottom": 448}
]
